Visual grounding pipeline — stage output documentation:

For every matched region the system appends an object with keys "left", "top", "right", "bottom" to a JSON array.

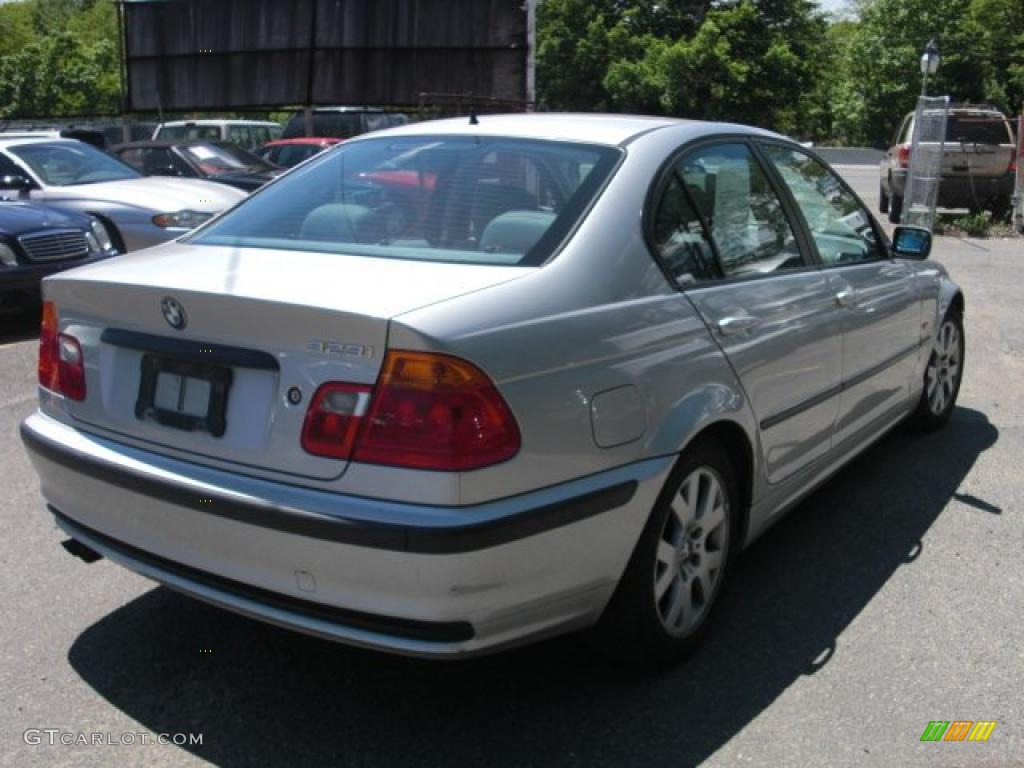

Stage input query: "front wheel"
[
  {"left": 588, "top": 439, "right": 737, "bottom": 666},
  {"left": 911, "top": 309, "right": 964, "bottom": 431}
]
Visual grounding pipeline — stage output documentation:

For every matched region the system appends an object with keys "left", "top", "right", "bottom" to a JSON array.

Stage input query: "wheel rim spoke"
[
  {"left": 655, "top": 566, "right": 675, "bottom": 601},
  {"left": 657, "top": 540, "right": 676, "bottom": 569},
  {"left": 702, "top": 548, "right": 723, "bottom": 575},
  {"left": 664, "top": 581, "right": 687, "bottom": 630}
]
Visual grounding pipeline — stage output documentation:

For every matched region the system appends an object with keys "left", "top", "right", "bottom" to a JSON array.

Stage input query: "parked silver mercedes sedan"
[{"left": 21, "top": 114, "right": 964, "bottom": 663}]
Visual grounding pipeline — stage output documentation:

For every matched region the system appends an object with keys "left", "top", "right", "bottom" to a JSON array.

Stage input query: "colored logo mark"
[{"left": 920, "top": 721, "right": 997, "bottom": 742}]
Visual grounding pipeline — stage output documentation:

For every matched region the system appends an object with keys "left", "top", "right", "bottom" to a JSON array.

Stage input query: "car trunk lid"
[{"left": 43, "top": 242, "right": 528, "bottom": 480}]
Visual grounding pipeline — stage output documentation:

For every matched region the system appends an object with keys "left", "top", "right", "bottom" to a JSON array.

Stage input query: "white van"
[{"left": 152, "top": 120, "right": 282, "bottom": 150}]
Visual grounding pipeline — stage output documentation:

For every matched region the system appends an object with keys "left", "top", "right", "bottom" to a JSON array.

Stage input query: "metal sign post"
[{"left": 902, "top": 95, "right": 950, "bottom": 230}]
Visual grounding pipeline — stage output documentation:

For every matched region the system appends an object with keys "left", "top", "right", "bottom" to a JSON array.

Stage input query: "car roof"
[
  {"left": 263, "top": 138, "right": 343, "bottom": 147},
  {"left": 304, "top": 107, "right": 388, "bottom": 113},
  {"left": 158, "top": 120, "right": 280, "bottom": 127},
  {"left": 112, "top": 139, "right": 236, "bottom": 150},
  {"left": 0, "top": 136, "right": 83, "bottom": 149},
  {"left": 357, "top": 113, "right": 776, "bottom": 147}
]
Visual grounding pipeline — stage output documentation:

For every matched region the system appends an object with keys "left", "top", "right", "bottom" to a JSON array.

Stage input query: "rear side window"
[
  {"left": 650, "top": 174, "right": 720, "bottom": 285},
  {"left": 191, "top": 136, "right": 621, "bottom": 267},
  {"left": 674, "top": 144, "right": 805, "bottom": 280}
]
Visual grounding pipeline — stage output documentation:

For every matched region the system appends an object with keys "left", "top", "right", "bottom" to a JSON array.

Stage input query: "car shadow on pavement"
[
  {"left": 67, "top": 406, "right": 998, "bottom": 768},
  {"left": 0, "top": 306, "right": 40, "bottom": 346}
]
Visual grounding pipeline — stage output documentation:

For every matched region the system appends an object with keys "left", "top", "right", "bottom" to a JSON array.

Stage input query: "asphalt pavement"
[{"left": 1, "top": 167, "right": 1021, "bottom": 768}]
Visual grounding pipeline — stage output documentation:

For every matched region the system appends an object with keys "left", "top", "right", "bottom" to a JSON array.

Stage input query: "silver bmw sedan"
[{"left": 20, "top": 114, "right": 964, "bottom": 664}]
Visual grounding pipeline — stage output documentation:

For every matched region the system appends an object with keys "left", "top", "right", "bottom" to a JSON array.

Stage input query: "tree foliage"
[
  {"left": 538, "top": 0, "right": 1024, "bottom": 144},
  {"left": 0, "top": 0, "right": 119, "bottom": 119}
]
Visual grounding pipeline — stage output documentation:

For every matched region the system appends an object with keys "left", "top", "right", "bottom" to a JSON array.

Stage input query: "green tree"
[
  {"left": 837, "top": 0, "right": 998, "bottom": 144},
  {"left": 0, "top": 0, "right": 119, "bottom": 118}
]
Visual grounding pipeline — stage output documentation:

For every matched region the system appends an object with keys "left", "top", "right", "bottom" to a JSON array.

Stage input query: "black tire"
[
  {"left": 879, "top": 180, "right": 890, "bottom": 214},
  {"left": 588, "top": 438, "right": 739, "bottom": 667},
  {"left": 989, "top": 195, "right": 1012, "bottom": 223},
  {"left": 888, "top": 190, "right": 903, "bottom": 223},
  {"left": 911, "top": 308, "right": 964, "bottom": 431}
]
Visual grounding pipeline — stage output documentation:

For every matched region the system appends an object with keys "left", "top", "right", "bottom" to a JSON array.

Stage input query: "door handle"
[
  {"left": 716, "top": 316, "right": 760, "bottom": 336},
  {"left": 835, "top": 288, "right": 860, "bottom": 309}
]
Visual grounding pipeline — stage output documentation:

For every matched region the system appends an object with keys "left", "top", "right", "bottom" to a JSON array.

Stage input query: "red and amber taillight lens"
[
  {"left": 301, "top": 351, "right": 521, "bottom": 471},
  {"left": 897, "top": 144, "right": 911, "bottom": 169},
  {"left": 355, "top": 351, "right": 520, "bottom": 471},
  {"left": 38, "top": 301, "right": 86, "bottom": 401},
  {"left": 38, "top": 301, "right": 59, "bottom": 392}
]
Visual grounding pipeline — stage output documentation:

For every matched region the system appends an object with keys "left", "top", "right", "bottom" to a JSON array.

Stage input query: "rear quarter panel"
[{"left": 391, "top": 125, "right": 760, "bottom": 506}]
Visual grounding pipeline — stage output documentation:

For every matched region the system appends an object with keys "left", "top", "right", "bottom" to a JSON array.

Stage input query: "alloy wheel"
[
  {"left": 926, "top": 319, "right": 962, "bottom": 416},
  {"left": 654, "top": 466, "right": 730, "bottom": 637}
]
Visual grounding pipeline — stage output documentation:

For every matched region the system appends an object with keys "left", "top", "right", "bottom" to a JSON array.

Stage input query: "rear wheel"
[
  {"left": 879, "top": 180, "right": 890, "bottom": 214},
  {"left": 589, "top": 438, "right": 737, "bottom": 666},
  {"left": 990, "top": 195, "right": 1012, "bottom": 223},
  {"left": 911, "top": 308, "right": 964, "bottom": 431},
  {"left": 888, "top": 190, "right": 903, "bottom": 223}
]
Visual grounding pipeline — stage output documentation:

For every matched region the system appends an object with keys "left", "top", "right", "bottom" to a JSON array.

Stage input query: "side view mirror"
[
  {"left": 0, "top": 174, "right": 31, "bottom": 191},
  {"left": 892, "top": 226, "right": 932, "bottom": 260}
]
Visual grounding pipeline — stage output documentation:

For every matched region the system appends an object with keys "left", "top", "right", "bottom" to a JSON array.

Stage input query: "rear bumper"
[
  {"left": 21, "top": 411, "right": 672, "bottom": 657},
  {"left": 889, "top": 169, "right": 1013, "bottom": 207}
]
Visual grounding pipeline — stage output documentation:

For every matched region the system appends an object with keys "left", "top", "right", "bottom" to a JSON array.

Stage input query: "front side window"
[
  {"left": 191, "top": 136, "right": 621, "bottom": 267},
  {"left": 762, "top": 145, "right": 882, "bottom": 266},
  {"left": 9, "top": 142, "right": 140, "bottom": 186},
  {"left": 675, "top": 143, "right": 804, "bottom": 279}
]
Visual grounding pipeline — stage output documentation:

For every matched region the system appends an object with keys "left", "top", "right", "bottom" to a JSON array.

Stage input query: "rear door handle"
[
  {"left": 716, "top": 316, "right": 761, "bottom": 336},
  {"left": 835, "top": 288, "right": 860, "bottom": 309}
]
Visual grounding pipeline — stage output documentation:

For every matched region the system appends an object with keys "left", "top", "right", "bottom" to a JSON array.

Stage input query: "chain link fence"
[{"left": 901, "top": 95, "right": 950, "bottom": 230}]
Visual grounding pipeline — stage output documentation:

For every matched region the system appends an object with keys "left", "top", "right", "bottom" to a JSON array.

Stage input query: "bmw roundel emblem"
[{"left": 161, "top": 297, "right": 187, "bottom": 330}]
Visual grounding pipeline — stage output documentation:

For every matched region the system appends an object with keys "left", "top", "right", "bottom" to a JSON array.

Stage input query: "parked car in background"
[
  {"left": 21, "top": 114, "right": 965, "bottom": 664},
  {"left": 881, "top": 105, "right": 1017, "bottom": 222},
  {"left": 153, "top": 120, "right": 282, "bottom": 150},
  {"left": 255, "top": 138, "right": 342, "bottom": 168},
  {"left": 280, "top": 107, "right": 409, "bottom": 140},
  {"left": 0, "top": 126, "right": 110, "bottom": 150},
  {"left": 0, "top": 138, "right": 246, "bottom": 252},
  {"left": 1, "top": 199, "right": 119, "bottom": 313},
  {"left": 112, "top": 140, "right": 282, "bottom": 192}
]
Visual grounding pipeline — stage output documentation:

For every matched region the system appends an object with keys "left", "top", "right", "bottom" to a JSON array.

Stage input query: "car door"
[
  {"left": 656, "top": 141, "right": 845, "bottom": 484},
  {"left": 760, "top": 143, "right": 920, "bottom": 446}
]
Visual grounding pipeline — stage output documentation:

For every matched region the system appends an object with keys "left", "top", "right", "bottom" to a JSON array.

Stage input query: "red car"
[{"left": 255, "top": 138, "right": 342, "bottom": 169}]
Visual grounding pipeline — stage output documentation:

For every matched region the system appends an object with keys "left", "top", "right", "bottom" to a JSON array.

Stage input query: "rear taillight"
[
  {"left": 897, "top": 144, "right": 911, "bottom": 169},
  {"left": 38, "top": 301, "right": 86, "bottom": 401},
  {"left": 301, "top": 383, "right": 372, "bottom": 460},
  {"left": 301, "top": 351, "right": 521, "bottom": 471}
]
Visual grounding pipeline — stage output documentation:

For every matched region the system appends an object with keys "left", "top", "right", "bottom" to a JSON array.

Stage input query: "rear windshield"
[
  {"left": 946, "top": 114, "right": 1012, "bottom": 145},
  {"left": 190, "top": 135, "right": 621, "bottom": 266}
]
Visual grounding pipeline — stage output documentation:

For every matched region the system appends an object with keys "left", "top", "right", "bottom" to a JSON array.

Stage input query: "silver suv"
[{"left": 880, "top": 106, "right": 1017, "bottom": 222}]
